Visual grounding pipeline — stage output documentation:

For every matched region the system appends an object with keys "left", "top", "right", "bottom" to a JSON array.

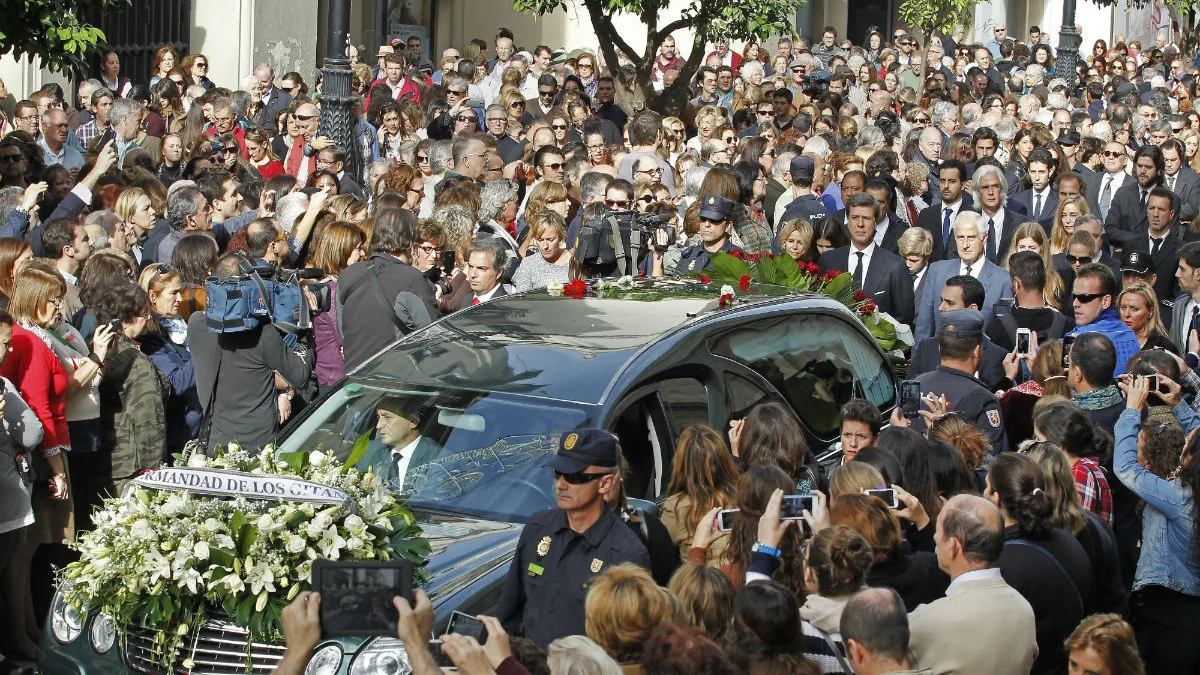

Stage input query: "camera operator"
[
  {"left": 245, "top": 218, "right": 288, "bottom": 266},
  {"left": 667, "top": 195, "right": 742, "bottom": 275},
  {"left": 187, "top": 253, "right": 312, "bottom": 451}
]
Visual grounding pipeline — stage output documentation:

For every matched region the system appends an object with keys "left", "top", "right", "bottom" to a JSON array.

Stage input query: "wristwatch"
[{"left": 751, "top": 541, "right": 782, "bottom": 558}]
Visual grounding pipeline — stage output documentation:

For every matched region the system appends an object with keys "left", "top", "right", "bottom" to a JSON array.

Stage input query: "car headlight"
[
  {"left": 305, "top": 644, "right": 344, "bottom": 675},
  {"left": 349, "top": 638, "right": 411, "bottom": 675},
  {"left": 90, "top": 612, "right": 117, "bottom": 653},
  {"left": 50, "top": 590, "right": 86, "bottom": 643}
]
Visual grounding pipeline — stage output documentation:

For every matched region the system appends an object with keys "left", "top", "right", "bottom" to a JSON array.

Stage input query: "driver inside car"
[{"left": 355, "top": 396, "right": 442, "bottom": 494}]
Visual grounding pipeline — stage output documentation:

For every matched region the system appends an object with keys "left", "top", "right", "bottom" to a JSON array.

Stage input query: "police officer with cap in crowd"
[
  {"left": 780, "top": 155, "right": 831, "bottom": 226},
  {"left": 497, "top": 429, "right": 651, "bottom": 648},
  {"left": 911, "top": 308, "right": 1009, "bottom": 452},
  {"left": 671, "top": 195, "right": 744, "bottom": 274}
]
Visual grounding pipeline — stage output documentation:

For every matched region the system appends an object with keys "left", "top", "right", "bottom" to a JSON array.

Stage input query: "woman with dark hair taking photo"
[
  {"left": 986, "top": 452, "right": 1094, "bottom": 675},
  {"left": 731, "top": 580, "right": 822, "bottom": 675},
  {"left": 730, "top": 400, "right": 815, "bottom": 490},
  {"left": 1114, "top": 375, "right": 1200, "bottom": 672}
]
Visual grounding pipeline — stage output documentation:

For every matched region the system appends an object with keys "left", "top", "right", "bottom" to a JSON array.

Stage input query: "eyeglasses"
[
  {"left": 195, "top": 63, "right": 208, "bottom": 69},
  {"left": 554, "top": 470, "right": 610, "bottom": 484},
  {"left": 576, "top": 62, "right": 594, "bottom": 69},
  {"left": 539, "top": 89, "right": 557, "bottom": 97},
  {"left": 486, "top": 117, "right": 507, "bottom": 124},
  {"left": 416, "top": 154, "right": 430, "bottom": 163},
  {"left": 542, "top": 162, "right": 564, "bottom": 170},
  {"left": 911, "top": 116, "right": 930, "bottom": 123},
  {"left": 637, "top": 195, "right": 656, "bottom": 204},
  {"left": 636, "top": 167, "right": 663, "bottom": 175},
  {"left": 509, "top": 101, "right": 524, "bottom": 108},
  {"left": 1073, "top": 292, "right": 1106, "bottom": 303},
  {"left": 417, "top": 244, "right": 441, "bottom": 254},
  {"left": 551, "top": 124, "right": 568, "bottom": 130},
  {"left": 1103, "top": 150, "right": 1124, "bottom": 157},
  {"left": 447, "top": 88, "right": 466, "bottom": 95},
  {"left": 586, "top": 144, "right": 606, "bottom": 151},
  {"left": 757, "top": 109, "right": 775, "bottom": 116},
  {"left": 456, "top": 115, "right": 477, "bottom": 123}
]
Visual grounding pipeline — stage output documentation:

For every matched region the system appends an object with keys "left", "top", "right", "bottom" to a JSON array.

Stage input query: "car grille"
[{"left": 124, "top": 620, "right": 287, "bottom": 675}]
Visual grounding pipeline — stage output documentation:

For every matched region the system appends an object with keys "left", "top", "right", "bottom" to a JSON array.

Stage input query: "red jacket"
[
  {"left": 0, "top": 324, "right": 69, "bottom": 453},
  {"left": 364, "top": 77, "right": 422, "bottom": 112}
]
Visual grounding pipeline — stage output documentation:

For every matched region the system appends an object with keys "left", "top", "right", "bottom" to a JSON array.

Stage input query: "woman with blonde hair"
[
  {"left": 1003, "top": 221, "right": 1066, "bottom": 308},
  {"left": 1050, "top": 195, "right": 1089, "bottom": 255},
  {"left": 520, "top": 182, "right": 570, "bottom": 251},
  {"left": 662, "top": 116, "right": 686, "bottom": 158},
  {"left": 512, "top": 212, "right": 572, "bottom": 292},
  {"left": 244, "top": 127, "right": 284, "bottom": 180},
  {"left": 0, "top": 239, "right": 31, "bottom": 309},
  {"left": 114, "top": 187, "right": 159, "bottom": 245},
  {"left": 667, "top": 564, "right": 736, "bottom": 648},
  {"left": 778, "top": 218, "right": 815, "bottom": 263},
  {"left": 585, "top": 564, "right": 676, "bottom": 668},
  {"left": 501, "top": 88, "right": 530, "bottom": 130},
  {"left": 547, "top": 635, "right": 624, "bottom": 675},
  {"left": 686, "top": 106, "right": 725, "bottom": 154},
  {"left": 829, "top": 461, "right": 887, "bottom": 499},
  {"left": 1064, "top": 614, "right": 1145, "bottom": 675},
  {"left": 928, "top": 413, "right": 991, "bottom": 479},
  {"left": 1180, "top": 127, "right": 1200, "bottom": 173},
  {"left": 1118, "top": 282, "right": 1177, "bottom": 352},
  {"left": 660, "top": 425, "right": 740, "bottom": 563}
]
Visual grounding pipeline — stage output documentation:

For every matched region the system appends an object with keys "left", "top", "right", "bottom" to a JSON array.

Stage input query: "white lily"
[
  {"left": 317, "top": 527, "right": 347, "bottom": 559},
  {"left": 177, "top": 568, "right": 202, "bottom": 594},
  {"left": 246, "top": 560, "right": 276, "bottom": 595}
]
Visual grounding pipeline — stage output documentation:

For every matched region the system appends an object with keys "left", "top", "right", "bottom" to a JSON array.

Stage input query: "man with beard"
[{"left": 1105, "top": 144, "right": 1165, "bottom": 253}]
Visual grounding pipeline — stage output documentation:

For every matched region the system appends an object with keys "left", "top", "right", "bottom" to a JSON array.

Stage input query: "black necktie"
[
  {"left": 1141, "top": 189, "right": 1149, "bottom": 210},
  {"left": 1151, "top": 236, "right": 1163, "bottom": 257},
  {"left": 852, "top": 251, "right": 865, "bottom": 287},
  {"left": 986, "top": 217, "right": 997, "bottom": 261}
]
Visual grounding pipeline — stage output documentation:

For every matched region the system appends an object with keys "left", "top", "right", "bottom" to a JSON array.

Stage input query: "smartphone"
[
  {"left": 446, "top": 610, "right": 488, "bottom": 645},
  {"left": 311, "top": 559, "right": 414, "bottom": 637},
  {"left": 1061, "top": 335, "right": 1075, "bottom": 369},
  {"left": 1016, "top": 328, "right": 1031, "bottom": 356},
  {"left": 97, "top": 127, "right": 115, "bottom": 151},
  {"left": 429, "top": 640, "right": 455, "bottom": 668},
  {"left": 107, "top": 319, "right": 121, "bottom": 333},
  {"left": 1157, "top": 373, "right": 1170, "bottom": 394},
  {"left": 899, "top": 380, "right": 921, "bottom": 419},
  {"left": 716, "top": 508, "right": 738, "bottom": 531},
  {"left": 264, "top": 190, "right": 277, "bottom": 213},
  {"left": 865, "top": 487, "right": 899, "bottom": 509},
  {"left": 441, "top": 250, "right": 456, "bottom": 277},
  {"left": 780, "top": 494, "right": 814, "bottom": 520}
]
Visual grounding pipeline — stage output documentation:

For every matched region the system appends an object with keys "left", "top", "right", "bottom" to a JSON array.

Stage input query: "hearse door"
[{"left": 610, "top": 377, "right": 711, "bottom": 504}]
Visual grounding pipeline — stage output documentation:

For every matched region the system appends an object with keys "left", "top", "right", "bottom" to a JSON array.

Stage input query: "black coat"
[
  {"left": 818, "top": 246, "right": 915, "bottom": 325},
  {"left": 999, "top": 526, "right": 1094, "bottom": 675},
  {"left": 1125, "top": 224, "right": 1184, "bottom": 307},
  {"left": 1010, "top": 187, "right": 1058, "bottom": 230},
  {"left": 908, "top": 334, "right": 1009, "bottom": 390},
  {"left": 979, "top": 207, "right": 1033, "bottom": 264},
  {"left": 1104, "top": 180, "right": 1153, "bottom": 251},
  {"left": 866, "top": 551, "right": 950, "bottom": 612}
]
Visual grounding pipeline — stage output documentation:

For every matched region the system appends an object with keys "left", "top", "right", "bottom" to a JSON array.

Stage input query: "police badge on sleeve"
[{"left": 987, "top": 410, "right": 1001, "bottom": 427}]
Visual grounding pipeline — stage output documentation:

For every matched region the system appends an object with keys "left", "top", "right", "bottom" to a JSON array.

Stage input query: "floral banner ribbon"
[{"left": 133, "top": 467, "right": 352, "bottom": 506}]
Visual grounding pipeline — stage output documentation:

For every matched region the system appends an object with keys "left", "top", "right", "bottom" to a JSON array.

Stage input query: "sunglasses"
[
  {"left": 456, "top": 115, "right": 477, "bottom": 123},
  {"left": 912, "top": 117, "right": 930, "bottom": 123},
  {"left": 0, "top": 154, "right": 23, "bottom": 163},
  {"left": 1073, "top": 292, "right": 1106, "bottom": 303},
  {"left": 1103, "top": 150, "right": 1124, "bottom": 157},
  {"left": 542, "top": 162, "right": 564, "bottom": 170},
  {"left": 605, "top": 199, "right": 631, "bottom": 208},
  {"left": 1066, "top": 255, "right": 1091, "bottom": 265},
  {"left": 509, "top": 101, "right": 524, "bottom": 108},
  {"left": 551, "top": 124, "right": 568, "bottom": 130},
  {"left": 758, "top": 109, "right": 775, "bottom": 116},
  {"left": 637, "top": 195, "right": 656, "bottom": 204},
  {"left": 554, "top": 470, "right": 611, "bottom": 484},
  {"left": 539, "top": 90, "right": 557, "bottom": 96},
  {"left": 417, "top": 154, "right": 430, "bottom": 163}
]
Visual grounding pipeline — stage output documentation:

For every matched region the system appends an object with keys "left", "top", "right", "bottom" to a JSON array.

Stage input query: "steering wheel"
[{"left": 510, "top": 477, "right": 556, "bottom": 507}]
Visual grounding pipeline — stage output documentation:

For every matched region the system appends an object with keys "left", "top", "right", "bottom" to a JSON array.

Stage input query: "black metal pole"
[
  {"left": 318, "top": 0, "right": 354, "bottom": 157},
  {"left": 1058, "top": 0, "right": 1081, "bottom": 92}
]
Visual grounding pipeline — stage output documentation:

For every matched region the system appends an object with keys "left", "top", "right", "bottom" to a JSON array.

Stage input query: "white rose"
[
  {"left": 285, "top": 535, "right": 306, "bottom": 554},
  {"left": 309, "top": 451, "right": 329, "bottom": 467},
  {"left": 720, "top": 284, "right": 736, "bottom": 297},
  {"left": 226, "top": 442, "right": 241, "bottom": 454},
  {"left": 130, "top": 519, "right": 157, "bottom": 541},
  {"left": 193, "top": 542, "right": 210, "bottom": 561},
  {"left": 187, "top": 453, "right": 207, "bottom": 468}
]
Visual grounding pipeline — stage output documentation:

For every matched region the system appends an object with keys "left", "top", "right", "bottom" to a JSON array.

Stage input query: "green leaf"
[{"left": 235, "top": 596, "right": 254, "bottom": 627}]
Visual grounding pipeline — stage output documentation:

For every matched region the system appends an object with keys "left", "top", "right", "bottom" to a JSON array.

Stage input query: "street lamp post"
[
  {"left": 318, "top": 0, "right": 354, "bottom": 159},
  {"left": 1058, "top": 0, "right": 1081, "bottom": 92}
]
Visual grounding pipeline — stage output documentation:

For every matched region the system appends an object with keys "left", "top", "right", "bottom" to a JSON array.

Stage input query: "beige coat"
[{"left": 908, "top": 575, "right": 1038, "bottom": 675}]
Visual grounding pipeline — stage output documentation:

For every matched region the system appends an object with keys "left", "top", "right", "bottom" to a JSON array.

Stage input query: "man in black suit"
[
  {"left": 972, "top": 164, "right": 1029, "bottom": 264},
  {"left": 819, "top": 192, "right": 915, "bottom": 325},
  {"left": 1125, "top": 187, "right": 1184, "bottom": 310},
  {"left": 253, "top": 63, "right": 293, "bottom": 135},
  {"left": 1011, "top": 147, "right": 1058, "bottom": 230},
  {"left": 1106, "top": 144, "right": 1165, "bottom": 253},
  {"left": 1161, "top": 139, "right": 1200, "bottom": 223},
  {"left": 916, "top": 159, "right": 976, "bottom": 262},
  {"left": 462, "top": 237, "right": 511, "bottom": 309},
  {"left": 863, "top": 178, "right": 904, "bottom": 255}
]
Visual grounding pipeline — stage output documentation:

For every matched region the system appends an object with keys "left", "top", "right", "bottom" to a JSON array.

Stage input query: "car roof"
[{"left": 352, "top": 279, "right": 852, "bottom": 404}]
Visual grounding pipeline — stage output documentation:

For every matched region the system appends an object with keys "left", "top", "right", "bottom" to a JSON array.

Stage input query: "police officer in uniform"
[
  {"left": 913, "top": 308, "right": 1010, "bottom": 452},
  {"left": 669, "top": 195, "right": 744, "bottom": 275},
  {"left": 779, "top": 155, "right": 831, "bottom": 226},
  {"left": 497, "top": 429, "right": 651, "bottom": 648}
]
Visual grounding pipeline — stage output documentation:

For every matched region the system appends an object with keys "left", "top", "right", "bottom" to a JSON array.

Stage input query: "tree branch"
[
  {"left": 583, "top": 0, "right": 640, "bottom": 70},
  {"left": 655, "top": 17, "right": 695, "bottom": 44}
]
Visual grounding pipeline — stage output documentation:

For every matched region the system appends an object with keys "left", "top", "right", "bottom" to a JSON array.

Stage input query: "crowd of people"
[{"left": 0, "top": 14, "right": 1195, "bottom": 675}]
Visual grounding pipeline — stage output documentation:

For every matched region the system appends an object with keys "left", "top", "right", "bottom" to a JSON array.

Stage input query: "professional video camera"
[
  {"left": 204, "top": 259, "right": 328, "bottom": 334},
  {"left": 575, "top": 209, "right": 675, "bottom": 277}
]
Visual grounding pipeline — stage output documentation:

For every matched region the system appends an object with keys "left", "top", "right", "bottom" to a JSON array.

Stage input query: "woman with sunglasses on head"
[
  {"left": 136, "top": 262, "right": 201, "bottom": 451},
  {"left": 179, "top": 53, "right": 214, "bottom": 90}
]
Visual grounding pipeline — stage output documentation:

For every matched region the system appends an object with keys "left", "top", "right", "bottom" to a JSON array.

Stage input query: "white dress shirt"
[
  {"left": 1029, "top": 186, "right": 1052, "bottom": 219},
  {"left": 912, "top": 265, "right": 927, "bottom": 295},
  {"left": 982, "top": 208, "right": 1007, "bottom": 247},
  {"left": 389, "top": 436, "right": 422, "bottom": 491},
  {"left": 960, "top": 256, "right": 984, "bottom": 278},
  {"left": 850, "top": 242, "right": 877, "bottom": 282},
  {"left": 873, "top": 215, "right": 892, "bottom": 248}
]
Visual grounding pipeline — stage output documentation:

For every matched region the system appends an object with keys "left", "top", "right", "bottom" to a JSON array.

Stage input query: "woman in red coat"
[{"left": 0, "top": 320, "right": 70, "bottom": 659}]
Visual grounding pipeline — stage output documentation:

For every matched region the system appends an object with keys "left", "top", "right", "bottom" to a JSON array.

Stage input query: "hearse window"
[
  {"left": 614, "top": 378, "right": 706, "bottom": 500},
  {"left": 658, "top": 378, "right": 710, "bottom": 435},
  {"left": 711, "top": 315, "right": 895, "bottom": 439},
  {"left": 725, "top": 372, "right": 770, "bottom": 417}
]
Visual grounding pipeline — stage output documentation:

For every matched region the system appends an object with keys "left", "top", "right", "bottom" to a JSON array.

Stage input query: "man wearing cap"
[
  {"left": 779, "top": 155, "right": 831, "bottom": 226},
  {"left": 913, "top": 308, "right": 1009, "bottom": 451},
  {"left": 1120, "top": 247, "right": 1176, "bottom": 326},
  {"left": 672, "top": 196, "right": 743, "bottom": 274},
  {"left": 1057, "top": 132, "right": 1096, "bottom": 182},
  {"left": 355, "top": 396, "right": 441, "bottom": 495},
  {"left": 819, "top": 192, "right": 915, "bottom": 325},
  {"left": 497, "top": 429, "right": 651, "bottom": 648}
]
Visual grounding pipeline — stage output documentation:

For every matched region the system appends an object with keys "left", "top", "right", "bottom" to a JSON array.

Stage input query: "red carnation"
[
  {"left": 824, "top": 269, "right": 843, "bottom": 282},
  {"left": 805, "top": 262, "right": 821, "bottom": 275},
  {"left": 564, "top": 279, "right": 587, "bottom": 298},
  {"left": 699, "top": 274, "right": 712, "bottom": 284},
  {"left": 854, "top": 290, "right": 866, "bottom": 302},
  {"left": 729, "top": 249, "right": 745, "bottom": 260},
  {"left": 739, "top": 275, "right": 751, "bottom": 292},
  {"left": 719, "top": 293, "right": 735, "bottom": 308}
]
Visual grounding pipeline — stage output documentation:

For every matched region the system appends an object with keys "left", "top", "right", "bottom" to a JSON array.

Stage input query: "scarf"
[
  {"left": 284, "top": 139, "right": 315, "bottom": 181},
  {"left": 157, "top": 314, "right": 189, "bottom": 345},
  {"left": 1074, "top": 385, "right": 1123, "bottom": 411},
  {"left": 1000, "top": 379, "right": 1044, "bottom": 401}
]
